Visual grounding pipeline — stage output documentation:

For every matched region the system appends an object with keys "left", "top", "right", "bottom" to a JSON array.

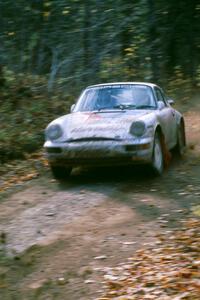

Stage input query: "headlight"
[
  {"left": 130, "top": 121, "right": 146, "bottom": 137},
  {"left": 45, "top": 124, "right": 63, "bottom": 140}
]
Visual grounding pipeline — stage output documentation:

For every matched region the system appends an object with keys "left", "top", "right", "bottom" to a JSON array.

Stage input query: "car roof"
[{"left": 86, "top": 82, "right": 158, "bottom": 89}]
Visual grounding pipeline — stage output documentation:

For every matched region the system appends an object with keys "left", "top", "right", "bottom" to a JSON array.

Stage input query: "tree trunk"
[
  {"left": 83, "top": 1, "right": 91, "bottom": 84},
  {"left": 147, "top": 0, "right": 159, "bottom": 83},
  {"left": 0, "top": 65, "right": 5, "bottom": 88}
]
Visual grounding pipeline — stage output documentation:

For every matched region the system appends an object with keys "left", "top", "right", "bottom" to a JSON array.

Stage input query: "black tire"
[
  {"left": 151, "top": 132, "right": 164, "bottom": 176},
  {"left": 50, "top": 165, "right": 72, "bottom": 180},
  {"left": 174, "top": 122, "right": 186, "bottom": 157}
]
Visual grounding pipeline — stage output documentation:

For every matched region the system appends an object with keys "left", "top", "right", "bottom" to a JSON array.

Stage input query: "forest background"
[{"left": 0, "top": 0, "right": 200, "bottom": 163}]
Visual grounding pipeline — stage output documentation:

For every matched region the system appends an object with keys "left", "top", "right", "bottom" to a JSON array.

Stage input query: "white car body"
[{"left": 44, "top": 82, "right": 186, "bottom": 178}]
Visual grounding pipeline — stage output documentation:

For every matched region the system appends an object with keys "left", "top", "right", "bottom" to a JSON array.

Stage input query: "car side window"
[{"left": 155, "top": 88, "right": 167, "bottom": 106}]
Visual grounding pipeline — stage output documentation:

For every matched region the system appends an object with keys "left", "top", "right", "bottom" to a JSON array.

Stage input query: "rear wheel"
[
  {"left": 151, "top": 132, "right": 164, "bottom": 175},
  {"left": 50, "top": 165, "right": 72, "bottom": 180}
]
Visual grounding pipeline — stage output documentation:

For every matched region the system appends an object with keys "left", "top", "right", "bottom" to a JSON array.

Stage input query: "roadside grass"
[
  {"left": 0, "top": 72, "right": 74, "bottom": 164},
  {"left": 0, "top": 246, "right": 34, "bottom": 299}
]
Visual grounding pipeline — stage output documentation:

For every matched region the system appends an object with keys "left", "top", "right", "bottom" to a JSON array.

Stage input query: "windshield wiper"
[
  {"left": 113, "top": 104, "right": 136, "bottom": 110},
  {"left": 97, "top": 106, "right": 117, "bottom": 111},
  {"left": 96, "top": 104, "right": 154, "bottom": 111},
  {"left": 135, "top": 105, "right": 155, "bottom": 109}
]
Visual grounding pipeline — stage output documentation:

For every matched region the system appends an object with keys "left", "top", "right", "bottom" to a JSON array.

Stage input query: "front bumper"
[{"left": 44, "top": 138, "right": 154, "bottom": 167}]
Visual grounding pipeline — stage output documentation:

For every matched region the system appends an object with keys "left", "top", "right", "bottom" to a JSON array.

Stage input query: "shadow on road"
[{"left": 55, "top": 151, "right": 199, "bottom": 229}]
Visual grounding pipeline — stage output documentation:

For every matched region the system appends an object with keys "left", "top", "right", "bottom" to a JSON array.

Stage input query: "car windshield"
[{"left": 74, "top": 84, "right": 156, "bottom": 112}]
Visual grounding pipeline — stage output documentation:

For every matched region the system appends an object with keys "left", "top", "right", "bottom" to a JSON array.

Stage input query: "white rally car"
[{"left": 44, "top": 82, "right": 186, "bottom": 179}]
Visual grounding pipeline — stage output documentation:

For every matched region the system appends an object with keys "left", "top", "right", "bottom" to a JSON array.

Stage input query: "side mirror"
[
  {"left": 157, "top": 101, "right": 165, "bottom": 110},
  {"left": 168, "top": 99, "right": 175, "bottom": 106},
  {"left": 70, "top": 104, "right": 75, "bottom": 113}
]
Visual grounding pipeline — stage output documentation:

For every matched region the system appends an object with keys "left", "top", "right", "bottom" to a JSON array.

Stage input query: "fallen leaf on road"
[{"left": 97, "top": 218, "right": 200, "bottom": 300}]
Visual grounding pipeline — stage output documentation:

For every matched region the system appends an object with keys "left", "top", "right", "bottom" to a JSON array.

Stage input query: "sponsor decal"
[{"left": 88, "top": 84, "right": 147, "bottom": 90}]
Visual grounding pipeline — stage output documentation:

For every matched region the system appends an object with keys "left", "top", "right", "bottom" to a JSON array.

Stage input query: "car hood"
[{"left": 49, "top": 110, "right": 153, "bottom": 141}]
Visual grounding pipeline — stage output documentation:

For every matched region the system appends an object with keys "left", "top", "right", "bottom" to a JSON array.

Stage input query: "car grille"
[
  {"left": 67, "top": 137, "right": 121, "bottom": 142},
  {"left": 50, "top": 157, "right": 133, "bottom": 166}
]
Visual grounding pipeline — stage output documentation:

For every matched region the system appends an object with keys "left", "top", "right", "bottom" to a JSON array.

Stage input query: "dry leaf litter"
[{"left": 97, "top": 218, "right": 200, "bottom": 300}]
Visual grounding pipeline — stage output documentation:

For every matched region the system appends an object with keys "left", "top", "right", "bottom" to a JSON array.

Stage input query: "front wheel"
[
  {"left": 50, "top": 165, "right": 72, "bottom": 180},
  {"left": 174, "top": 122, "right": 186, "bottom": 157},
  {"left": 151, "top": 133, "right": 164, "bottom": 176}
]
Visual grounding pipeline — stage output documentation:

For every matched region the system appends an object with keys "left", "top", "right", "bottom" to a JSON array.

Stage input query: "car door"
[{"left": 155, "top": 87, "right": 177, "bottom": 149}]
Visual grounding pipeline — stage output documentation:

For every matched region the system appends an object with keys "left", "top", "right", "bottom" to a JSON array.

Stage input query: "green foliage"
[
  {"left": 0, "top": 0, "right": 199, "bottom": 89},
  {"left": 167, "top": 67, "right": 192, "bottom": 102},
  {"left": 0, "top": 70, "right": 73, "bottom": 163}
]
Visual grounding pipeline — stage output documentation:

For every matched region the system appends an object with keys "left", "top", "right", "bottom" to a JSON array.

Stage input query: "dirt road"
[{"left": 0, "top": 107, "right": 200, "bottom": 300}]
